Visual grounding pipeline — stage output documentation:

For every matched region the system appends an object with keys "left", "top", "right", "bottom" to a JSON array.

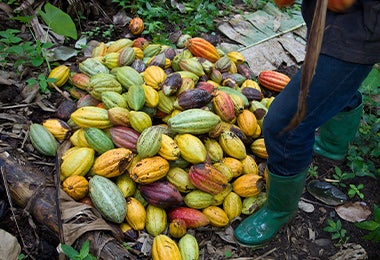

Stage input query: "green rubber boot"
[
  {"left": 313, "top": 96, "right": 363, "bottom": 161},
  {"left": 234, "top": 169, "right": 306, "bottom": 247}
]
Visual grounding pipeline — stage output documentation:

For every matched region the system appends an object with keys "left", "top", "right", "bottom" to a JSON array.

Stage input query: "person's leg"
[
  {"left": 234, "top": 55, "right": 372, "bottom": 247},
  {"left": 313, "top": 92, "right": 363, "bottom": 161}
]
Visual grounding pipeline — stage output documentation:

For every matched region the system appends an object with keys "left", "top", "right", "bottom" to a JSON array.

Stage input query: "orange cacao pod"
[
  {"left": 185, "top": 37, "right": 220, "bottom": 63},
  {"left": 258, "top": 70, "right": 290, "bottom": 92},
  {"left": 129, "top": 17, "right": 145, "bottom": 35}
]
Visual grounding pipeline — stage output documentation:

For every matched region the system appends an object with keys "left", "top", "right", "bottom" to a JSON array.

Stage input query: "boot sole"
[{"left": 233, "top": 236, "right": 267, "bottom": 249}]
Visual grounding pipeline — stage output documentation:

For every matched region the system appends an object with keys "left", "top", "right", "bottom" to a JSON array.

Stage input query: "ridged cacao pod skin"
[
  {"left": 70, "top": 106, "right": 113, "bottom": 129},
  {"left": 139, "top": 181, "right": 183, "bottom": 208},
  {"left": 232, "top": 174, "right": 264, "bottom": 197},
  {"left": 168, "top": 207, "right": 210, "bottom": 228},
  {"left": 223, "top": 191, "right": 242, "bottom": 221},
  {"left": 29, "top": 123, "right": 58, "bottom": 157},
  {"left": 218, "top": 130, "right": 247, "bottom": 160},
  {"left": 188, "top": 163, "right": 228, "bottom": 195},
  {"left": 129, "top": 111, "right": 152, "bottom": 133},
  {"left": 166, "top": 167, "right": 196, "bottom": 193},
  {"left": 178, "top": 234, "right": 200, "bottom": 260},
  {"left": 91, "top": 42, "right": 107, "bottom": 57},
  {"left": 250, "top": 138, "right": 268, "bottom": 159},
  {"left": 109, "top": 126, "right": 140, "bottom": 153},
  {"left": 175, "top": 134, "right": 207, "bottom": 164},
  {"left": 48, "top": 65, "right": 70, "bottom": 88},
  {"left": 169, "top": 218, "right": 187, "bottom": 238},
  {"left": 115, "top": 174, "right": 136, "bottom": 198},
  {"left": 107, "top": 107, "right": 130, "bottom": 127},
  {"left": 125, "top": 197, "right": 146, "bottom": 230},
  {"left": 212, "top": 183, "right": 232, "bottom": 206},
  {"left": 202, "top": 205, "right": 229, "bottom": 227},
  {"left": 136, "top": 126, "right": 164, "bottom": 159},
  {"left": 242, "top": 192, "right": 267, "bottom": 215},
  {"left": 258, "top": 70, "right": 290, "bottom": 92},
  {"left": 60, "top": 147, "right": 95, "bottom": 181},
  {"left": 241, "top": 155, "right": 259, "bottom": 175},
  {"left": 129, "top": 17, "right": 144, "bottom": 35},
  {"left": 168, "top": 108, "right": 221, "bottom": 135},
  {"left": 221, "top": 157, "right": 243, "bottom": 178},
  {"left": 87, "top": 73, "right": 122, "bottom": 100},
  {"left": 162, "top": 73, "right": 183, "bottom": 95},
  {"left": 92, "top": 148, "right": 133, "bottom": 178},
  {"left": 227, "top": 51, "right": 245, "bottom": 65},
  {"left": 41, "top": 118, "right": 71, "bottom": 141},
  {"left": 79, "top": 57, "right": 109, "bottom": 76},
  {"left": 130, "top": 156, "right": 170, "bottom": 184},
  {"left": 203, "top": 137, "right": 224, "bottom": 163},
  {"left": 151, "top": 234, "right": 181, "bottom": 260},
  {"left": 89, "top": 175, "right": 127, "bottom": 224},
  {"left": 212, "top": 90, "right": 236, "bottom": 123},
  {"left": 84, "top": 127, "right": 115, "bottom": 154},
  {"left": 174, "top": 88, "right": 213, "bottom": 110},
  {"left": 62, "top": 175, "right": 89, "bottom": 201},
  {"left": 158, "top": 134, "right": 181, "bottom": 161},
  {"left": 107, "top": 38, "right": 133, "bottom": 53},
  {"left": 184, "top": 190, "right": 214, "bottom": 209},
  {"left": 145, "top": 204, "right": 167, "bottom": 237},
  {"left": 185, "top": 37, "right": 220, "bottom": 63},
  {"left": 237, "top": 109, "right": 258, "bottom": 137}
]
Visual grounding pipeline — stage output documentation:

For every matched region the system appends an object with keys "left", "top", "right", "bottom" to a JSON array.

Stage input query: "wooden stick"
[{"left": 283, "top": 0, "right": 328, "bottom": 132}]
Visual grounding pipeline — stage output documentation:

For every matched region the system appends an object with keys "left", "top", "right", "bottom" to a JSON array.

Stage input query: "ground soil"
[{"left": 0, "top": 1, "right": 379, "bottom": 259}]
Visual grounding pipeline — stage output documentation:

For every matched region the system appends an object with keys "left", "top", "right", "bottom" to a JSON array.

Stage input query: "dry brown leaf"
[{"left": 335, "top": 201, "right": 371, "bottom": 223}]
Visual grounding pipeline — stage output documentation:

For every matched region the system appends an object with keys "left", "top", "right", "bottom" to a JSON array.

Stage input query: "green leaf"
[
  {"left": 60, "top": 244, "right": 79, "bottom": 258},
  {"left": 79, "top": 240, "right": 90, "bottom": 257},
  {"left": 374, "top": 204, "right": 380, "bottom": 223},
  {"left": 323, "top": 226, "right": 336, "bottom": 233},
  {"left": 363, "top": 229, "right": 380, "bottom": 242},
  {"left": 331, "top": 233, "right": 340, "bottom": 240},
  {"left": 355, "top": 220, "right": 380, "bottom": 231},
  {"left": 38, "top": 3, "right": 77, "bottom": 39}
]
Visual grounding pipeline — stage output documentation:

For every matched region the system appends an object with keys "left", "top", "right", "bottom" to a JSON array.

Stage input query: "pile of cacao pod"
[{"left": 29, "top": 34, "right": 291, "bottom": 259}]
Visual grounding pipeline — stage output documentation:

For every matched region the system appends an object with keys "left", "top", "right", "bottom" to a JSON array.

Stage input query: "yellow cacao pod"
[
  {"left": 145, "top": 204, "right": 167, "bottom": 237},
  {"left": 202, "top": 206, "right": 229, "bottom": 227},
  {"left": 62, "top": 175, "right": 89, "bottom": 201},
  {"left": 130, "top": 156, "right": 170, "bottom": 184},
  {"left": 70, "top": 106, "right": 113, "bottom": 129},
  {"left": 143, "top": 65, "right": 167, "bottom": 90},
  {"left": 218, "top": 130, "right": 247, "bottom": 160},
  {"left": 221, "top": 157, "right": 243, "bottom": 178},
  {"left": 70, "top": 128, "right": 90, "bottom": 147},
  {"left": 175, "top": 133, "right": 207, "bottom": 164},
  {"left": 223, "top": 191, "right": 242, "bottom": 221},
  {"left": 48, "top": 65, "right": 70, "bottom": 88},
  {"left": 152, "top": 234, "right": 181, "bottom": 260},
  {"left": 60, "top": 147, "right": 95, "bottom": 181},
  {"left": 125, "top": 197, "right": 146, "bottom": 230},
  {"left": 241, "top": 155, "right": 259, "bottom": 175},
  {"left": 42, "top": 118, "right": 71, "bottom": 141},
  {"left": 92, "top": 148, "right": 133, "bottom": 178},
  {"left": 168, "top": 218, "right": 187, "bottom": 239},
  {"left": 237, "top": 109, "right": 258, "bottom": 137},
  {"left": 115, "top": 174, "right": 136, "bottom": 197},
  {"left": 158, "top": 134, "right": 181, "bottom": 161},
  {"left": 166, "top": 167, "right": 196, "bottom": 193},
  {"left": 250, "top": 138, "right": 268, "bottom": 159},
  {"left": 232, "top": 174, "right": 264, "bottom": 197}
]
